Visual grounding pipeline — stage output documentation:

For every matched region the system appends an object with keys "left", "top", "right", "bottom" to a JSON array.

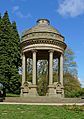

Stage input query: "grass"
[
  {"left": 6, "top": 93, "right": 20, "bottom": 97},
  {"left": 0, "top": 105, "right": 84, "bottom": 119}
]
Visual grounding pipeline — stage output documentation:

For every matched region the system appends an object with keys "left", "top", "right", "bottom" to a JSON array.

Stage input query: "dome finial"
[{"left": 37, "top": 19, "right": 50, "bottom": 25}]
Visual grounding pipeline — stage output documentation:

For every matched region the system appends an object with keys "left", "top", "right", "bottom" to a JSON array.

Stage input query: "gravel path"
[{"left": 0, "top": 102, "right": 84, "bottom": 105}]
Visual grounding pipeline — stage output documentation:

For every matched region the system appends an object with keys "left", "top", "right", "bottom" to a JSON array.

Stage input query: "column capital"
[
  {"left": 60, "top": 53, "right": 64, "bottom": 56},
  {"left": 58, "top": 53, "right": 64, "bottom": 59},
  {"left": 32, "top": 49, "right": 37, "bottom": 53},
  {"left": 48, "top": 49, "right": 54, "bottom": 53},
  {"left": 22, "top": 52, "right": 25, "bottom": 56}
]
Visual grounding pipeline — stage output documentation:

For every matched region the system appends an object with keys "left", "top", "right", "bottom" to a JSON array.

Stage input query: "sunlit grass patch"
[{"left": 0, "top": 105, "right": 84, "bottom": 119}]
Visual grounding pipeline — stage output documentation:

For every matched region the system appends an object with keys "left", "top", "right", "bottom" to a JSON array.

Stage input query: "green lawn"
[
  {"left": 0, "top": 105, "right": 84, "bottom": 119},
  {"left": 6, "top": 93, "right": 20, "bottom": 97}
]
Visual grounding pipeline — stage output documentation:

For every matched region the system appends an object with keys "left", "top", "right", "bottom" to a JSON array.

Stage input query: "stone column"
[
  {"left": 60, "top": 54, "right": 63, "bottom": 85},
  {"left": 48, "top": 50, "right": 55, "bottom": 96},
  {"left": 58, "top": 58, "right": 60, "bottom": 83},
  {"left": 59, "top": 53, "right": 64, "bottom": 98},
  {"left": 22, "top": 53, "right": 27, "bottom": 86},
  {"left": 26, "top": 50, "right": 38, "bottom": 96},
  {"left": 32, "top": 50, "right": 37, "bottom": 85},
  {"left": 49, "top": 50, "right": 53, "bottom": 85}
]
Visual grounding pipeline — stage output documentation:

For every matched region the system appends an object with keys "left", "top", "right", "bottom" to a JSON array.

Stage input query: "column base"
[
  {"left": 20, "top": 82, "right": 38, "bottom": 97},
  {"left": 47, "top": 85, "right": 55, "bottom": 96},
  {"left": 28, "top": 85, "right": 38, "bottom": 96},
  {"left": 47, "top": 83, "right": 64, "bottom": 98}
]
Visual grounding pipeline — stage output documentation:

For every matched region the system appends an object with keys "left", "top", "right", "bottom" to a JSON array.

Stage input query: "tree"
[
  {"left": 64, "top": 73, "right": 81, "bottom": 97},
  {"left": 37, "top": 60, "right": 48, "bottom": 76},
  {"left": 37, "top": 74, "right": 48, "bottom": 96},
  {"left": 0, "top": 13, "right": 1, "bottom": 22},
  {"left": 11, "top": 21, "right": 21, "bottom": 68},
  {"left": 0, "top": 11, "right": 11, "bottom": 91},
  {"left": 64, "top": 47, "right": 77, "bottom": 77},
  {"left": 63, "top": 48, "right": 81, "bottom": 97},
  {"left": 0, "top": 11, "right": 21, "bottom": 94}
]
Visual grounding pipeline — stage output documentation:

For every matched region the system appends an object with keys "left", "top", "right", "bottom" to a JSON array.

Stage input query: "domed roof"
[
  {"left": 23, "top": 19, "right": 60, "bottom": 36},
  {"left": 21, "top": 19, "right": 67, "bottom": 51}
]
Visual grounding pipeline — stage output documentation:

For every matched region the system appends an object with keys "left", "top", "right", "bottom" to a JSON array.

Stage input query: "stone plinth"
[
  {"left": 48, "top": 85, "right": 55, "bottom": 96},
  {"left": 21, "top": 82, "right": 38, "bottom": 97},
  {"left": 48, "top": 83, "right": 64, "bottom": 98}
]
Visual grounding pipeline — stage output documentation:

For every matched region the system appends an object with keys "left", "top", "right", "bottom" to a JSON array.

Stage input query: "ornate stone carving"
[
  {"left": 22, "top": 81, "right": 29, "bottom": 94},
  {"left": 21, "top": 38, "right": 66, "bottom": 50},
  {"left": 22, "top": 32, "right": 64, "bottom": 42}
]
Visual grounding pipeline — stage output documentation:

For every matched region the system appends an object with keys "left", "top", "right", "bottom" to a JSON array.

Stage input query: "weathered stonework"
[{"left": 20, "top": 19, "right": 67, "bottom": 97}]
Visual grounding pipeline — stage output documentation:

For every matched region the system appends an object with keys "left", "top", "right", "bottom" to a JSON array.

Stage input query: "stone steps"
[{"left": 4, "top": 97, "right": 84, "bottom": 103}]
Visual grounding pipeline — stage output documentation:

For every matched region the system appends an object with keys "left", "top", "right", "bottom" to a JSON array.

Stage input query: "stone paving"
[
  {"left": 0, "top": 102, "right": 84, "bottom": 105},
  {"left": 1, "top": 97, "right": 84, "bottom": 105}
]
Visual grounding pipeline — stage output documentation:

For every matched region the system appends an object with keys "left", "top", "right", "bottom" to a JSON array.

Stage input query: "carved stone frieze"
[
  {"left": 21, "top": 38, "right": 66, "bottom": 50},
  {"left": 22, "top": 32, "right": 64, "bottom": 42}
]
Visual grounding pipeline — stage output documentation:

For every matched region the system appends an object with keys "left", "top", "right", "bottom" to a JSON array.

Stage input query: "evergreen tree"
[
  {"left": 0, "top": 13, "right": 1, "bottom": 22},
  {"left": 0, "top": 11, "right": 21, "bottom": 94},
  {"left": 9, "top": 21, "right": 21, "bottom": 94},
  {"left": 0, "top": 11, "right": 11, "bottom": 90},
  {"left": 11, "top": 21, "right": 21, "bottom": 68}
]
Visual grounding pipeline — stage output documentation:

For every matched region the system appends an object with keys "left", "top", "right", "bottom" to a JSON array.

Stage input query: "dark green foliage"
[
  {"left": 64, "top": 73, "right": 81, "bottom": 97},
  {"left": 37, "top": 74, "right": 48, "bottom": 96},
  {"left": 0, "top": 11, "right": 21, "bottom": 94},
  {"left": 27, "top": 73, "right": 32, "bottom": 82},
  {"left": 37, "top": 60, "right": 48, "bottom": 96},
  {"left": 76, "top": 88, "right": 84, "bottom": 98},
  {"left": 0, "top": 13, "right": 1, "bottom": 22},
  {"left": 53, "top": 72, "right": 58, "bottom": 82},
  {"left": 11, "top": 21, "right": 21, "bottom": 67}
]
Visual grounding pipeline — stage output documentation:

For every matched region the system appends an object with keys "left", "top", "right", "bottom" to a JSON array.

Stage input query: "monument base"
[
  {"left": 21, "top": 82, "right": 64, "bottom": 98},
  {"left": 47, "top": 85, "right": 55, "bottom": 96},
  {"left": 48, "top": 83, "right": 64, "bottom": 98},
  {"left": 21, "top": 82, "right": 38, "bottom": 97}
]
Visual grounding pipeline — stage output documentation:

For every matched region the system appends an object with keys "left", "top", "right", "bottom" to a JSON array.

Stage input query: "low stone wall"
[{"left": 4, "top": 97, "right": 84, "bottom": 103}]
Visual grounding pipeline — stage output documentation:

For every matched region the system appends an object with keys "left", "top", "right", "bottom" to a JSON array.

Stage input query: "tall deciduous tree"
[
  {"left": 63, "top": 47, "right": 80, "bottom": 97},
  {"left": 64, "top": 47, "right": 77, "bottom": 77}
]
